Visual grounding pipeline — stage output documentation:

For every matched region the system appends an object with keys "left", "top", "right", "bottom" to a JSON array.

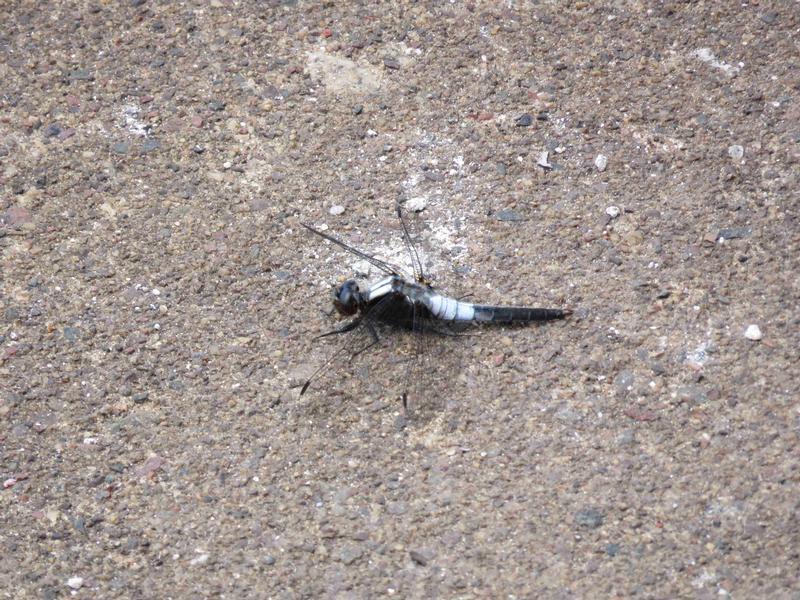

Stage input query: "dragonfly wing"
[{"left": 302, "top": 223, "right": 404, "bottom": 276}]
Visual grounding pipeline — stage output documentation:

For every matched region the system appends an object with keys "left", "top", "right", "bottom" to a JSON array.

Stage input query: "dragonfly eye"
[{"left": 332, "top": 279, "right": 360, "bottom": 316}]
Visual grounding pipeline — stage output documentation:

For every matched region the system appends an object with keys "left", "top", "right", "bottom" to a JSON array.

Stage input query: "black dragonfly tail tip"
[{"left": 476, "top": 305, "right": 573, "bottom": 323}]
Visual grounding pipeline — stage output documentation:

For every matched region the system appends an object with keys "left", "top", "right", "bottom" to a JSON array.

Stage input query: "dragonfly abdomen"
[
  {"left": 426, "top": 293, "right": 571, "bottom": 324},
  {"left": 472, "top": 305, "right": 571, "bottom": 323},
  {"left": 426, "top": 294, "right": 476, "bottom": 321}
]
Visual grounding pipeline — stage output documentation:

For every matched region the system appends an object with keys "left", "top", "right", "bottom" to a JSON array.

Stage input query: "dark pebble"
[
  {"left": 387, "top": 502, "right": 407, "bottom": 515},
  {"left": 44, "top": 123, "right": 62, "bottom": 138},
  {"left": 383, "top": 56, "right": 400, "bottom": 69},
  {"left": 410, "top": 549, "right": 433, "bottom": 566},
  {"left": 352, "top": 104, "right": 363, "bottom": 115},
  {"left": 424, "top": 171, "right": 444, "bottom": 182},
  {"left": 650, "top": 362, "right": 666, "bottom": 375},
  {"left": 617, "top": 429, "right": 636, "bottom": 446},
  {"left": 335, "top": 544, "right": 363, "bottom": 565},
  {"left": 71, "top": 516, "right": 87, "bottom": 534},
  {"left": 208, "top": 100, "right": 226, "bottom": 112},
  {"left": 112, "top": 141, "right": 130, "bottom": 155},
  {"left": 717, "top": 227, "right": 752, "bottom": 240},
  {"left": 676, "top": 385, "right": 707, "bottom": 405},
  {"left": 575, "top": 507, "right": 604, "bottom": 529},
  {"left": 515, "top": 113, "right": 533, "bottom": 127},
  {"left": 132, "top": 392, "right": 150, "bottom": 403},
  {"left": 68, "top": 69, "right": 93, "bottom": 81},
  {"left": 496, "top": 209, "right": 524, "bottom": 222},
  {"left": 141, "top": 138, "right": 160, "bottom": 153},
  {"left": 263, "top": 555, "right": 276, "bottom": 566},
  {"left": 63, "top": 327, "right": 80, "bottom": 342},
  {"left": 605, "top": 543, "right": 620, "bottom": 556},
  {"left": 759, "top": 11, "right": 779, "bottom": 25},
  {"left": 537, "top": 111, "right": 549, "bottom": 121}
]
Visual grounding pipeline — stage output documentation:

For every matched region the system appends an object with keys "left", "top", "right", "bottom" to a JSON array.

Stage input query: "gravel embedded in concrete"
[{"left": 1, "top": 2, "right": 798, "bottom": 598}]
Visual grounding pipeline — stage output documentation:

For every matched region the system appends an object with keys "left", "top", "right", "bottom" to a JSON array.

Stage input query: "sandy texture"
[{"left": 2, "top": 1, "right": 798, "bottom": 598}]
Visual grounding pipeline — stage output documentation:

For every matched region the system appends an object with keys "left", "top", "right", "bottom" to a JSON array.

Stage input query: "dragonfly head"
[{"left": 332, "top": 279, "right": 361, "bottom": 316}]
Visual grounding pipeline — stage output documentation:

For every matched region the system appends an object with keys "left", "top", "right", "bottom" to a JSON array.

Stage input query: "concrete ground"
[{"left": 1, "top": 1, "right": 798, "bottom": 598}]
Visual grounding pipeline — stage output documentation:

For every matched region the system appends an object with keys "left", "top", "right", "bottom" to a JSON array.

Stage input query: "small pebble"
[
  {"left": 728, "top": 145, "right": 744, "bottom": 160},
  {"left": 67, "top": 577, "right": 84, "bottom": 590},
  {"left": 405, "top": 197, "right": 427, "bottom": 213},
  {"left": 190, "top": 553, "right": 210, "bottom": 566},
  {"left": 515, "top": 113, "right": 533, "bottom": 127},
  {"left": 112, "top": 141, "right": 130, "bottom": 155},
  {"left": 496, "top": 209, "right": 523, "bottom": 222},
  {"left": 605, "top": 205, "right": 620, "bottom": 218},
  {"left": 575, "top": 507, "right": 604, "bottom": 529},
  {"left": 329, "top": 205, "right": 345, "bottom": 216},
  {"left": 44, "top": 123, "right": 62, "bottom": 138},
  {"left": 744, "top": 324, "right": 762, "bottom": 341},
  {"left": 594, "top": 154, "right": 608, "bottom": 172},
  {"left": 141, "top": 138, "right": 160, "bottom": 153},
  {"left": 410, "top": 549, "right": 433, "bottom": 566},
  {"left": 536, "top": 151, "right": 552, "bottom": 170}
]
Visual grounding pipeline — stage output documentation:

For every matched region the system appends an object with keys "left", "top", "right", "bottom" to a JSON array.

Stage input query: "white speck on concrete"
[
  {"left": 686, "top": 341, "right": 712, "bottom": 368},
  {"left": 329, "top": 205, "right": 345, "bottom": 216},
  {"left": 744, "top": 324, "right": 762, "bottom": 341},
  {"left": 691, "top": 48, "right": 742, "bottom": 76},
  {"left": 605, "top": 205, "right": 620, "bottom": 218},
  {"left": 67, "top": 577, "right": 84, "bottom": 590},
  {"left": 405, "top": 197, "right": 427, "bottom": 213},
  {"left": 728, "top": 145, "right": 744, "bottom": 160},
  {"left": 120, "top": 103, "right": 149, "bottom": 136},
  {"left": 595, "top": 154, "right": 608, "bottom": 171},
  {"left": 537, "top": 151, "right": 552, "bottom": 169}
]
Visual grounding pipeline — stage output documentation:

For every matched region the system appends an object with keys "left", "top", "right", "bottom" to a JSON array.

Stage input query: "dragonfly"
[{"left": 297, "top": 206, "right": 572, "bottom": 411}]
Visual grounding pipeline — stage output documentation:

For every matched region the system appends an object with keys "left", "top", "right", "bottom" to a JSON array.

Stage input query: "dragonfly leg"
[
  {"left": 315, "top": 317, "right": 362, "bottom": 340},
  {"left": 351, "top": 321, "right": 380, "bottom": 358}
]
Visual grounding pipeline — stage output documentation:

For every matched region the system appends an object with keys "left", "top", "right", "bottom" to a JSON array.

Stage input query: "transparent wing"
[{"left": 302, "top": 223, "right": 404, "bottom": 276}]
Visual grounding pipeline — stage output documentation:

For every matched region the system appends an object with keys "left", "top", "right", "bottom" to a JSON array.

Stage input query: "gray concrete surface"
[{"left": 1, "top": 1, "right": 798, "bottom": 598}]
